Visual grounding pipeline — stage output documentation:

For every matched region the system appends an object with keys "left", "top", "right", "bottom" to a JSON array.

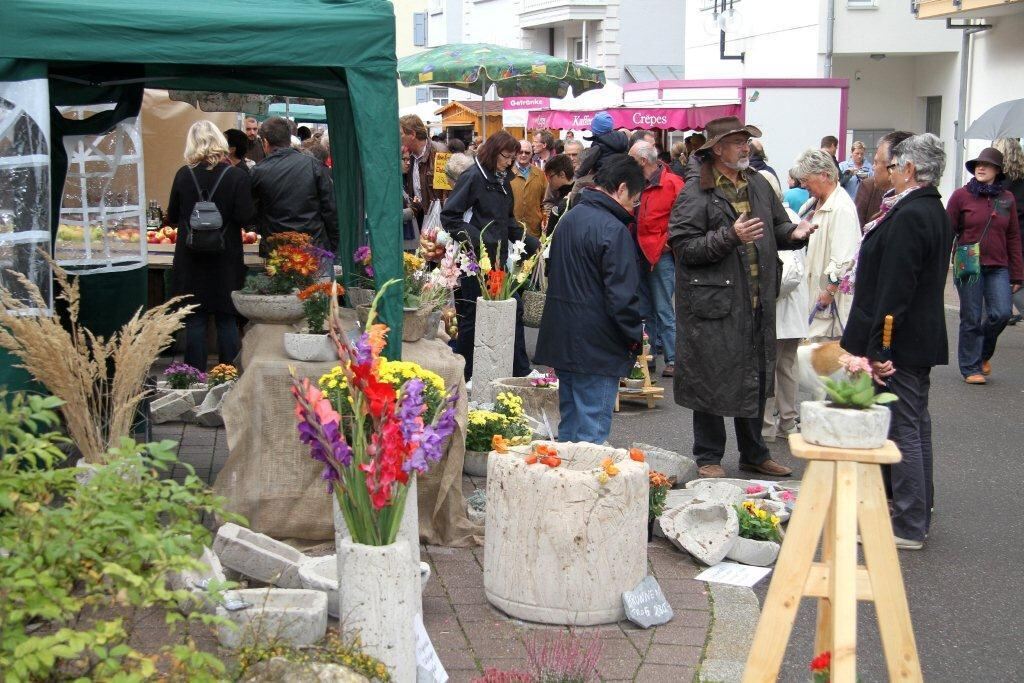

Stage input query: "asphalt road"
[{"left": 527, "top": 308, "right": 1024, "bottom": 681}]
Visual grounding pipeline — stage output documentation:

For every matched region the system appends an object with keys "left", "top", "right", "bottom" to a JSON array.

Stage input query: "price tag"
[
  {"left": 414, "top": 612, "right": 448, "bottom": 683},
  {"left": 622, "top": 576, "right": 673, "bottom": 628}
]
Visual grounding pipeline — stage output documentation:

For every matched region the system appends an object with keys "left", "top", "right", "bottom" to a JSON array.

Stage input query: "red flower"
[
  {"left": 810, "top": 651, "right": 831, "bottom": 672},
  {"left": 486, "top": 269, "right": 506, "bottom": 298}
]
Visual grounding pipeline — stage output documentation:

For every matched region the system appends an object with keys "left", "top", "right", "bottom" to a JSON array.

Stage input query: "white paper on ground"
[
  {"left": 694, "top": 561, "right": 772, "bottom": 588},
  {"left": 414, "top": 612, "right": 448, "bottom": 683}
]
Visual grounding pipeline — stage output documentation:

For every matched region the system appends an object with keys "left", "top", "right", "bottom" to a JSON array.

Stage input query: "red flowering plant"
[
  {"left": 810, "top": 651, "right": 831, "bottom": 682},
  {"left": 245, "top": 231, "right": 334, "bottom": 295},
  {"left": 290, "top": 281, "right": 458, "bottom": 545}
]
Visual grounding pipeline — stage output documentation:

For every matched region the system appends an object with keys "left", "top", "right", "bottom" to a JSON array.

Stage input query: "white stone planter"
[
  {"left": 491, "top": 377, "right": 560, "bottom": 434},
  {"left": 800, "top": 401, "right": 891, "bottom": 450},
  {"left": 216, "top": 588, "right": 327, "bottom": 648},
  {"left": 471, "top": 297, "right": 516, "bottom": 404},
  {"left": 687, "top": 480, "right": 746, "bottom": 506},
  {"left": 756, "top": 498, "right": 790, "bottom": 523},
  {"left": 337, "top": 538, "right": 417, "bottom": 683},
  {"left": 463, "top": 449, "right": 490, "bottom": 478},
  {"left": 283, "top": 332, "right": 337, "bottom": 362},
  {"left": 423, "top": 310, "right": 443, "bottom": 340},
  {"left": 231, "top": 290, "right": 305, "bottom": 324},
  {"left": 484, "top": 441, "right": 647, "bottom": 626},
  {"left": 622, "top": 378, "right": 644, "bottom": 391},
  {"left": 297, "top": 555, "right": 339, "bottom": 618},
  {"left": 726, "top": 536, "right": 781, "bottom": 567},
  {"left": 632, "top": 443, "right": 698, "bottom": 487},
  {"left": 659, "top": 502, "right": 738, "bottom": 566}
]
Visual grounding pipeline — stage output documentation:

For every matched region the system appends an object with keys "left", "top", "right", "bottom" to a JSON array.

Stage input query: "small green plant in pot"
[
  {"left": 821, "top": 354, "right": 898, "bottom": 409},
  {"left": 297, "top": 281, "right": 345, "bottom": 334}
]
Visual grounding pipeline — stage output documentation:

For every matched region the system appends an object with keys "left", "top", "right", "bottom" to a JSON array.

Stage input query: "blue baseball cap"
[{"left": 584, "top": 111, "right": 614, "bottom": 140}]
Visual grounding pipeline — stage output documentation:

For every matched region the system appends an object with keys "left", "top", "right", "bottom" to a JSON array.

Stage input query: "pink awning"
[{"left": 526, "top": 104, "right": 741, "bottom": 131}]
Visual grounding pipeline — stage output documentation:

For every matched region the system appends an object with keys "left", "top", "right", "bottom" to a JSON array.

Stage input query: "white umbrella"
[{"left": 964, "top": 99, "right": 1024, "bottom": 140}]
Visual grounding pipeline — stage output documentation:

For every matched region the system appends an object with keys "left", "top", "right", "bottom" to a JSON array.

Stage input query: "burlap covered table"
[{"left": 213, "top": 312, "right": 482, "bottom": 547}]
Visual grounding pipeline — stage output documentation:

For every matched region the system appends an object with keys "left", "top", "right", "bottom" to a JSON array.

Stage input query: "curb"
[{"left": 697, "top": 583, "right": 760, "bottom": 683}]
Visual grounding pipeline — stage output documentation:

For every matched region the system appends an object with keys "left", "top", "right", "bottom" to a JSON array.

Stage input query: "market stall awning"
[{"left": 527, "top": 104, "right": 741, "bottom": 131}]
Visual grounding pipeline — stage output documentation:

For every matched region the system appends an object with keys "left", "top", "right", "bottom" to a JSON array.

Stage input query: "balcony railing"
[{"left": 914, "top": 0, "right": 1024, "bottom": 20}]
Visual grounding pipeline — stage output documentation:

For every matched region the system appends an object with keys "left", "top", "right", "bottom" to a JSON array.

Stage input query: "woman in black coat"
[
  {"left": 439, "top": 130, "right": 532, "bottom": 380},
  {"left": 166, "top": 121, "right": 255, "bottom": 370}
]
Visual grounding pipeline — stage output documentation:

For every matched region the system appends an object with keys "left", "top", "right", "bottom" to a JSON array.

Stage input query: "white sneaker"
[{"left": 893, "top": 536, "right": 924, "bottom": 551}]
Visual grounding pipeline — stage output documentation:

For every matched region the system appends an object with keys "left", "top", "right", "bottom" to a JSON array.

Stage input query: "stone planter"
[
  {"left": 463, "top": 449, "right": 490, "bottom": 478},
  {"left": 346, "top": 286, "right": 376, "bottom": 308},
  {"left": 725, "top": 536, "right": 781, "bottom": 567},
  {"left": 471, "top": 297, "right": 516, "bottom": 404},
  {"left": 356, "top": 305, "right": 432, "bottom": 342},
  {"left": 757, "top": 498, "right": 790, "bottom": 523},
  {"left": 216, "top": 588, "right": 327, "bottom": 648},
  {"left": 659, "top": 502, "right": 738, "bottom": 566},
  {"left": 484, "top": 442, "right": 647, "bottom": 625},
  {"left": 491, "top": 377, "right": 560, "bottom": 434},
  {"left": 283, "top": 332, "right": 337, "bottom": 362},
  {"left": 800, "top": 401, "right": 891, "bottom": 450},
  {"left": 423, "top": 310, "right": 443, "bottom": 340},
  {"left": 230, "top": 291, "right": 305, "bottom": 325},
  {"left": 337, "top": 538, "right": 417, "bottom": 683},
  {"left": 687, "top": 480, "right": 746, "bottom": 506},
  {"left": 633, "top": 442, "right": 698, "bottom": 487},
  {"left": 297, "top": 556, "right": 339, "bottom": 618},
  {"left": 622, "top": 378, "right": 644, "bottom": 391}
]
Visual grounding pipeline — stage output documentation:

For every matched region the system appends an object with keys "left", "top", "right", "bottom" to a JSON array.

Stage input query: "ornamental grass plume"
[
  {"left": 0, "top": 257, "right": 195, "bottom": 464},
  {"left": 523, "top": 631, "right": 603, "bottom": 683}
]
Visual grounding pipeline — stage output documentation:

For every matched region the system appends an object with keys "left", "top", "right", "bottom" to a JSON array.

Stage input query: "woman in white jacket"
[
  {"left": 762, "top": 179, "right": 810, "bottom": 441},
  {"left": 795, "top": 149, "right": 861, "bottom": 340}
]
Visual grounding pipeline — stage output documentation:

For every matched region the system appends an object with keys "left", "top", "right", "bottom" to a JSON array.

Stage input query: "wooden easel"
[
  {"left": 615, "top": 346, "right": 664, "bottom": 411},
  {"left": 742, "top": 434, "right": 923, "bottom": 683}
]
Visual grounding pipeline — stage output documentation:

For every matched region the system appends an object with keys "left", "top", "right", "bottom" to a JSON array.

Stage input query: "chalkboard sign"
[{"left": 622, "top": 575, "right": 673, "bottom": 628}]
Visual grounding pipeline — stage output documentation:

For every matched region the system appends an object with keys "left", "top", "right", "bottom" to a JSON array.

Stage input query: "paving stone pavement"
[{"left": 166, "top": 423, "right": 720, "bottom": 681}]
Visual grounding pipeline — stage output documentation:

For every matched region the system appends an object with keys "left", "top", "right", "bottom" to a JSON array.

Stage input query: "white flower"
[{"left": 509, "top": 240, "right": 526, "bottom": 263}]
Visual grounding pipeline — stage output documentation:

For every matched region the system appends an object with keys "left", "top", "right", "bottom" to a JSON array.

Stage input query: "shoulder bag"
[{"left": 952, "top": 209, "right": 995, "bottom": 285}]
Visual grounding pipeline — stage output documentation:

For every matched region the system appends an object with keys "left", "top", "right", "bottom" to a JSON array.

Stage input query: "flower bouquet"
[{"left": 469, "top": 225, "right": 548, "bottom": 302}]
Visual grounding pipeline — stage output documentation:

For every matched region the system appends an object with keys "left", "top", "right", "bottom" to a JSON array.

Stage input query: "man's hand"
[
  {"left": 790, "top": 219, "right": 818, "bottom": 241},
  {"left": 870, "top": 359, "right": 896, "bottom": 379},
  {"left": 732, "top": 216, "right": 764, "bottom": 244}
]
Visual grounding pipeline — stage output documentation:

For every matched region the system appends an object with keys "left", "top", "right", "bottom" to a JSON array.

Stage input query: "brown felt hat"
[
  {"left": 698, "top": 116, "right": 762, "bottom": 152},
  {"left": 966, "top": 147, "right": 1005, "bottom": 179}
]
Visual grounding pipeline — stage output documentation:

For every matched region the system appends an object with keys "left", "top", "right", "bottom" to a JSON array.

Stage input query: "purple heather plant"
[
  {"left": 163, "top": 362, "right": 207, "bottom": 390},
  {"left": 524, "top": 631, "right": 603, "bottom": 682}
]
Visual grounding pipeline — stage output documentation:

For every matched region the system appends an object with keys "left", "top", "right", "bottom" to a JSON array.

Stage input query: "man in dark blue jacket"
[{"left": 535, "top": 155, "right": 645, "bottom": 443}]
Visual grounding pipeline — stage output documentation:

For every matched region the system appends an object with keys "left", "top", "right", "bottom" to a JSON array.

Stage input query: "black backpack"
[{"left": 186, "top": 166, "right": 230, "bottom": 253}]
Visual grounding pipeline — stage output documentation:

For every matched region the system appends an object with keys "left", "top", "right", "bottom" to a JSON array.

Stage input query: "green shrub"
[{"left": 0, "top": 392, "right": 241, "bottom": 681}]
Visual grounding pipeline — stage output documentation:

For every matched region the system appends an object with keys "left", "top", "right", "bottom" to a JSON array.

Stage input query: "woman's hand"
[
  {"left": 817, "top": 290, "right": 835, "bottom": 307},
  {"left": 870, "top": 359, "right": 896, "bottom": 379}
]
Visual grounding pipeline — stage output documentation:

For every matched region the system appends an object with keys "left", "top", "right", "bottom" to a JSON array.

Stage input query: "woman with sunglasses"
[{"left": 439, "top": 130, "right": 536, "bottom": 380}]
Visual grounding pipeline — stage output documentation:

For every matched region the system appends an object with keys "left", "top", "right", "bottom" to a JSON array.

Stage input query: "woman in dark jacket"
[
  {"left": 841, "top": 133, "right": 952, "bottom": 550},
  {"left": 166, "top": 121, "right": 255, "bottom": 370},
  {"left": 440, "top": 130, "right": 532, "bottom": 380},
  {"left": 946, "top": 146, "right": 1023, "bottom": 383},
  {"left": 993, "top": 138, "right": 1024, "bottom": 323},
  {"left": 535, "top": 155, "right": 645, "bottom": 443}
]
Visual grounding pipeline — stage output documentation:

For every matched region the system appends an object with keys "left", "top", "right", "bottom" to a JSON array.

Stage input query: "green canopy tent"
[
  {"left": 268, "top": 103, "right": 328, "bottom": 124},
  {"left": 0, "top": 0, "right": 404, "bottom": 391}
]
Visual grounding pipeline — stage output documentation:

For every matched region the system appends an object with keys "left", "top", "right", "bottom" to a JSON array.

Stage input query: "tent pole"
[{"left": 481, "top": 78, "right": 487, "bottom": 139}]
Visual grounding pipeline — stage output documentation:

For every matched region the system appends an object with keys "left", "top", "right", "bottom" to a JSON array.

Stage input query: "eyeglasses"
[
  {"left": 886, "top": 163, "right": 898, "bottom": 171},
  {"left": 499, "top": 152, "right": 515, "bottom": 161},
  {"left": 518, "top": 150, "right": 533, "bottom": 155}
]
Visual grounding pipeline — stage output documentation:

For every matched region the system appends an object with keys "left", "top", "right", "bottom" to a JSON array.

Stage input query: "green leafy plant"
[
  {"left": 821, "top": 354, "right": 897, "bottom": 409},
  {"left": 648, "top": 471, "right": 671, "bottom": 521},
  {"left": 628, "top": 364, "right": 645, "bottom": 380},
  {"left": 0, "top": 392, "right": 241, "bottom": 681},
  {"left": 466, "top": 393, "right": 531, "bottom": 453},
  {"left": 735, "top": 500, "right": 782, "bottom": 543}
]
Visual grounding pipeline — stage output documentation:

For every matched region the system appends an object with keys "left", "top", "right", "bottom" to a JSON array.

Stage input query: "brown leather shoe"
[
  {"left": 981, "top": 360, "right": 992, "bottom": 376},
  {"left": 661, "top": 363, "right": 675, "bottom": 378},
  {"left": 739, "top": 458, "right": 793, "bottom": 477},
  {"left": 964, "top": 374, "right": 987, "bottom": 385},
  {"left": 697, "top": 464, "right": 726, "bottom": 478}
]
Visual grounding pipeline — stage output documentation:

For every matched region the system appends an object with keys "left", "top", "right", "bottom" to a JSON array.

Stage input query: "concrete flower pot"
[
  {"left": 491, "top": 377, "right": 560, "bottom": 433},
  {"left": 632, "top": 443, "right": 698, "bottom": 488},
  {"left": 463, "top": 449, "right": 490, "bottom": 478},
  {"left": 230, "top": 291, "right": 305, "bottom": 324},
  {"left": 356, "top": 305, "right": 432, "bottom": 342},
  {"left": 471, "top": 297, "right": 516, "bottom": 404},
  {"left": 216, "top": 588, "right": 327, "bottom": 648},
  {"left": 686, "top": 480, "right": 746, "bottom": 506},
  {"left": 659, "top": 502, "right": 739, "bottom": 566},
  {"left": 297, "top": 556, "right": 339, "bottom": 618},
  {"left": 484, "top": 441, "right": 648, "bottom": 625},
  {"left": 726, "top": 535, "right": 781, "bottom": 566},
  {"left": 622, "top": 378, "right": 644, "bottom": 390},
  {"left": 337, "top": 539, "right": 417, "bottom": 682},
  {"left": 283, "top": 332, "right": 337, "bottom": 362},
  {"left": 800, "top": 400, "right": 891, "bottom": 450}
]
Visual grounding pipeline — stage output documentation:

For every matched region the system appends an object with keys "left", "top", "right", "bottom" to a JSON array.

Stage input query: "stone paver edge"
[{"left": 697, "top": 582, "right": 760, "bottom": 683}]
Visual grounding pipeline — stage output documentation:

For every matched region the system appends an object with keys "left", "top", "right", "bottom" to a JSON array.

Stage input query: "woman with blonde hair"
[
  {"left": 166, "top": 120, "right": 255, "bottom": 369},
  {"left": 669, "top": 140, "right": 687, "bottom": 178},
  {"left": 993, "top": 138, "right": 1024, "bottom": 323}
]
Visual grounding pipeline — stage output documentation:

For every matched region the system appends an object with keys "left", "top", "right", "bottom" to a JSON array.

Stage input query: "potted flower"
[
  {"left": 725, "top": 500, "right": 783, "bottom": 566},
  {"left": 464, "top": 392, "right": 531, "bottom": 477},
  {"left": 491, "top": 371, "right": 560, "bottom": 438},
  {"left": 284, "top": 281, "right": 345, "bottom": 362},
  {"left": 346, "top": 245, "right": 376, "bottom": 308},
  {"left": 231, "top": 231, "right": 333, "bottom": 324},
  {"left": 648, "top": 470, "right": 671, "bottom": 541},
  {"left": 801, "top": 353, "right": 898, "bottom": 449},
  {"left": 161, "top": 362, "right": 209, "bottom": 403},
  {"left": 206, "top": 363, "right": 238, "bottom": 386},
  {"left": 291, "top": 282, "right": 459, "bottom": 681},
  {"left": 622, "top": 364, "right": 645, "bottom": 390}
]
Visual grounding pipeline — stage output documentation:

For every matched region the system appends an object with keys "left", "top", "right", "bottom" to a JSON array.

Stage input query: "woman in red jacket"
[{"left": 947, "top": 147, "right": 1024, "bottom": 384}]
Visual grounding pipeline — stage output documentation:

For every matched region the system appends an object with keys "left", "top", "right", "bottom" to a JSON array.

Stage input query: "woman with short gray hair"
[
  {"left": 840, "top": 131, "right": 953, "bottom": 550},
  {"left": 796, "top": 148, "right": 860, "bottom": 339}
]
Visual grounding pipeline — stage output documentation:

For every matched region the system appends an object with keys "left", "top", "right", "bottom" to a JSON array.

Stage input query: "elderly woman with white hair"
[
  {"left": 841, "top": 133, "right": 952, "bottom": 550},
  {"left": 795, "top": 148, "right": 861, "bottom": 339}
]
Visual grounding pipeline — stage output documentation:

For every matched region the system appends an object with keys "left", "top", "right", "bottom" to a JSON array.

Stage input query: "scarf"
[
  {"left": 966, "top": 177, "right": 1004, "bottom": 197},
  {"left": 863, "top": 185, "right": 918, "bottom": 235}
]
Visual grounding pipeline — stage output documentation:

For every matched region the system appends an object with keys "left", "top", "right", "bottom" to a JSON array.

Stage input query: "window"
[
  {"left": 850, "top": 129, "right": 894, "bottom": 162},
  {"left": 846, "top": 0, "right": 878, "bottom": 8},
  {"left": 573, "top": 38, "right": 587, "bottom": 64},
  {"left": 429, "top": 87, "right": 450, "bottom": 106},
  {"left": 925, "top": 96, "right": 942, "bottom": 136},
  {"left": 413, "top": 12, "right": 428, "bottom": 47}
]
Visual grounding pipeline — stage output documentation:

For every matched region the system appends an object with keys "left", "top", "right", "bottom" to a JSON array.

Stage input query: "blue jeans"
[
  {"left": 555, "top": 370, "right": 620, "bottom": 443},
  {"left": 955, "top": 267, "right": 1012, "bottom": 376},
  {"left": 185, "top": 312, "right": 241, "bottom": 371},
  {"left": 647, "top": 252, "right": 676, "bottom": 364}
]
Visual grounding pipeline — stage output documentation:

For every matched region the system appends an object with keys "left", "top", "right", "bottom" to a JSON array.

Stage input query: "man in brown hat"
[{"left": 669, "top": 116, "right": 817, "bottom": 478}]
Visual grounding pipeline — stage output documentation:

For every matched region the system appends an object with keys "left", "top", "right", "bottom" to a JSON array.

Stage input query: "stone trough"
[
  {"left": 484, "top": 441, "right": 648, "bottom": 626},
  {"left": 213, "top": 523, "right": 305, "bottom": 588},
  {"left": 216, "top": 588, "right": 327, "bottom": 648}
]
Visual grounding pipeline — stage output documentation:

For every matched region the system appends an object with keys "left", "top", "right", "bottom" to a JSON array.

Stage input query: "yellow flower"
[
  {"left": 597, "top": 472, "right": 610, "bottom": 485},
  {"left": 479, "top": 254, "right": 492, "bottom": 273},
  {"left": 755, "top": 508, "right": 768, "bottom": 521},
  {"left": 770, "top": 515, "right": 780, "bottom": 526}
]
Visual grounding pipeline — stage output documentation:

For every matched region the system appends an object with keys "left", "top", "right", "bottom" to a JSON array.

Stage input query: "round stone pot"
[
  {"left": 472, "top": 297, "right": 516, "bottom": 404},
  {"left": 230, "top": 290, "right": 305, "bottom": 324},
  {"left": 726, "top": 536, "right": 781, "bottom": 566},
  {"left": 337, "top": 538, "right": 417, "bottom": 682},
  {"left": 356, "top": 305, "right": 432, "bottom": 342},
  {"left": 283, "top": 332, "right": 336, "bottom": 362},
  {"left": 463, "top": 449, "right": 490, "bottom": 478},
  {"left": 800, "top": 401, "right": 892, "bottom": 449},
  {"left": 484, "top": 441, "right": 647, "bottom": 625},
  {"left": 491, "top": 377, "right": 560, "bottom": 433},
  {"left": 622, "top": 378, "right": 644, "bottom": 391}
]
